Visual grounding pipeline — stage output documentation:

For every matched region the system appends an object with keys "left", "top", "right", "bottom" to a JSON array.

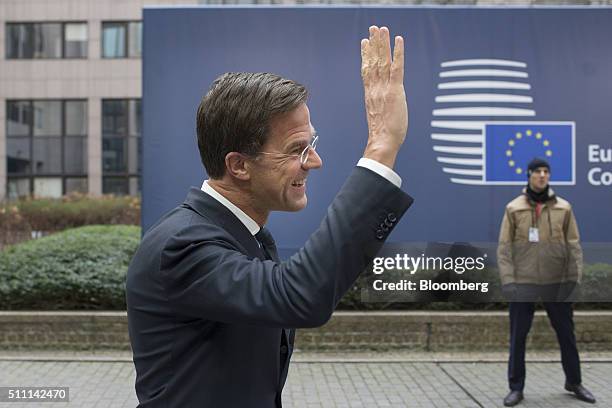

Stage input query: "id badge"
[{"left": 529, "top": 227, "right": 539, "bottom": 243}]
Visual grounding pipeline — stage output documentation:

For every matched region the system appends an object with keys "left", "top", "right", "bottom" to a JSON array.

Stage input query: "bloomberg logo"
[{"left": 431, "top": 58, "right": 575, "bottom": 186}]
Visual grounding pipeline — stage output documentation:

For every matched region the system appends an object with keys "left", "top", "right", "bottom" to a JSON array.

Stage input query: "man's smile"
[{"left": 291, "top": 178, "right": 307, "bottom": 188}]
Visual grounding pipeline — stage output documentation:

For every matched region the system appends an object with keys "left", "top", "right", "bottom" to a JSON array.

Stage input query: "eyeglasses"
[{"left": 257, "top": 134, "right": 319, "bottom": 165}]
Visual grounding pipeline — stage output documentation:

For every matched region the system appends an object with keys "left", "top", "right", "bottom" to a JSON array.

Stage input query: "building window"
[
  {"left": 64, "top": 23, "right": 88, "bottom": 58},
  {"left": 102, "top": 99, "right": 141, "bottom": 195},
  {"left": 5, "top": 22, "right": 88, "bottom": 59},
  {"left": 102, "top": 21, "right": 142, "bottom": 58},
  {"left": 6, "top": 100, "right": 88, "bottom": 199}
]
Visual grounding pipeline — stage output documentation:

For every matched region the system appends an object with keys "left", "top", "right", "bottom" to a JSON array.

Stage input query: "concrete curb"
[{"left": 2, "top": 351, "right": 612, "bottom": 363}]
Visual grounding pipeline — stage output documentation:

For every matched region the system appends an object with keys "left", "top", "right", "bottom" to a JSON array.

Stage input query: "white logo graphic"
[{"left": 431, "top": 59, "right": 575, "bottom": 186}]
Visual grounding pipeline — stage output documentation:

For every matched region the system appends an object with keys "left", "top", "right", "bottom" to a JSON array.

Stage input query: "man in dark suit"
[{"left": 127, "top": 26, "right": 412, "bottom": 407}]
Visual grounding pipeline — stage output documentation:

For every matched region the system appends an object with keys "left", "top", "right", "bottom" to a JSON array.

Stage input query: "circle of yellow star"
[
  {"left": 506, "top": 150, "right": 512, "bottom": 157},
  {"left": 508, "top": 140, "right": 515, "bottom": 147},
  {"left": 543, "top": 140, "right": 550, "bottom": 147},
  {"left": 509, "top": 160, "right": 515, "bottom": 167},
  {"left": 536, "top": 132, "right": 542, "bottom": 139},
  {"left": 526, "top": 130, "right": 532, "bottom": 136},
  {"left": 546, "top": 150, "right": 552, "bottom": 157},
  {"left": 516, "top": 167, "right": 523, "bottom": 174},
  {"left": 516, "top": 133, "right": 522, "bottom": 139}
]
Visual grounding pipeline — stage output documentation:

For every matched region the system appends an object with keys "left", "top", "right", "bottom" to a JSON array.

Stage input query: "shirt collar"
[{"left": 201, "top": 180, "right": 260, "bottom": 236}]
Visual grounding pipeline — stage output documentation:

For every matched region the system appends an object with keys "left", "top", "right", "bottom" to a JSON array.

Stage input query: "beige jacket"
[{"left": 497, "top": 188, "right": 583, "bottom": 285}]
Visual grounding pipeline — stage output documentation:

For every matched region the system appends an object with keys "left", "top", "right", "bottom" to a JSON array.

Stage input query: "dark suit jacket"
[{"left": 126, "top": 166, "right": 413, "bottom": 407}]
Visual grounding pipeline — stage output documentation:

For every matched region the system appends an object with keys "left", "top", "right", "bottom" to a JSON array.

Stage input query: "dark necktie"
[
  {"left": 255, "top": 227, "right": 279, "bottom": 262},
  {"left": 255, "top": 226, "right": 293, "bottom": 384}
]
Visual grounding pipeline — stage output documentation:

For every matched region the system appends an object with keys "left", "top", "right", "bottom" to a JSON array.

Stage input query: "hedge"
[
  {"left": 0, "top": 225, "right": 140, "bottom": 310},
  {"left": 0, "top": 225, "right": 610, "bottom": 310},
  {"left": 0, "top": 194, "right": 140, "bottom": 249},
  {"left": 15, "top": 194, "right": 140, "bottom": 231}
]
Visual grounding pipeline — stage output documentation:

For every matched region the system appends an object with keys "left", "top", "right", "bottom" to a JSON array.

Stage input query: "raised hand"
[{"left": 361, "top": 26, "right": 408, "bottom": 169}]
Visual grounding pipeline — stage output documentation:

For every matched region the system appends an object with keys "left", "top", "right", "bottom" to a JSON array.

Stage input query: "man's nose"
[{"left": 302, "top": 148, "right": 322, "bottom": 170}]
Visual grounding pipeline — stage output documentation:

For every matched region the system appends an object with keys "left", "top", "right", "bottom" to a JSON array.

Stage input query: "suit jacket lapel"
[{"left": 181, "top": 187, "right": 263, "bottom": 259}]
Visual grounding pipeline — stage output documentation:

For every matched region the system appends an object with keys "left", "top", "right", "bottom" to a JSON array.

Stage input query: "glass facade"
[
  {"left": 102, "top": 21, "right": 142, "bottom": 58},
  {"left": 3, "top": 18, "right": 145, "bottom": 199},
  {"left": 7, "top": 101, "right": 32, "bottom": 136},
  {"left": 102, "top": 99, "right": 141, "bottom": 195},
  {"left": 6, "top": 100, "right": 88, "bottom": 198},
  {"left": 33, "top": 101, "right": 62, "bottom": 136},
  {"left": 6, "top": 22, "right": 87, "bottom": 59}
]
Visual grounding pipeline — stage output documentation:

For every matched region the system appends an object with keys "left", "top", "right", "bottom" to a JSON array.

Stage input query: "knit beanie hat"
[{"left": 527, "top": 157, "right": 550, "bottom": 177}]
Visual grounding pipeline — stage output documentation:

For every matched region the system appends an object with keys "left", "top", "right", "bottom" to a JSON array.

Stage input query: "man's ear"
[{"left": 225, "top": 152, "right": 251, "bottom": 181}]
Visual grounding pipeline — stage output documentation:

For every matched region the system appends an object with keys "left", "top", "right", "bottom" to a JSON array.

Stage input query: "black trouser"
[{"left": 508, "top": 302, "right": 581, "bottom": 391}]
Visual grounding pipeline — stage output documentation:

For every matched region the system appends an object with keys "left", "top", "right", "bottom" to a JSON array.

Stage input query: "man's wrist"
[{"left": 363, "top": 143, "right": 399, "bottom": 169}]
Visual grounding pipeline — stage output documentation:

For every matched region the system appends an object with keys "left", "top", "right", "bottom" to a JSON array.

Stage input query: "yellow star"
[
  {"left": 526, "top": 130, "right": 532, "bottom": 136},
  {"left": 516, "top": 167, "right": 523, "bottom": 174},
  {"left": 536, "top": 132, "right": 542, "bottom": 139},
  {"left": 516, "top": 133, "right": 522, "bottom": 139},
  {"left": 546, "top": 150, "right": 552, "bottom": 157},
  {"left": 543, "top": 140, "right": 550, "bottom": 146},
  {"left": 506, "top": 150, "right": 512, "bottom": 157},
  {"left": 508, "top": 160, "right": 515, "bottom": 167},
  {"left": 508, "top": 139, "right": 515, "bottom": 146}
]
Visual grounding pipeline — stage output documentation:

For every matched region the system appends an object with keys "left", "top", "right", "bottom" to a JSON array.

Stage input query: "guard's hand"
[{"left": 361, "top": 26, "right": 408, "bottom": 169}]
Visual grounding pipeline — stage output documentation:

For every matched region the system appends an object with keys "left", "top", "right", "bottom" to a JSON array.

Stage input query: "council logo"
[{"left": 431, "top": 59, "right": 575, "bottom": 185}]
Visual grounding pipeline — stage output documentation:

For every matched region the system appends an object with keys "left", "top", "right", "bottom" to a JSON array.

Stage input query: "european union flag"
[{"left": 484, "top": 123, "right": 574, "bottom": 183}]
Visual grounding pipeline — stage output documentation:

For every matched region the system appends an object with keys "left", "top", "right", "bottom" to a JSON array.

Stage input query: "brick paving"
[{"left": 0, "top": 355, "right": 609, "bottom": 407}]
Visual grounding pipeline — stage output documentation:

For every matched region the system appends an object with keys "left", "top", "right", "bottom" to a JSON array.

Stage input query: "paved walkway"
[{"left": 0, "top": 352, "right": 609, "bottom": 407}]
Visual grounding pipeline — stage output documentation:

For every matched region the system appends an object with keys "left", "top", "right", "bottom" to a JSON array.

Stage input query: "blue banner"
[{"left": 143, "top": 6, "right": 612, "bottom": 248}]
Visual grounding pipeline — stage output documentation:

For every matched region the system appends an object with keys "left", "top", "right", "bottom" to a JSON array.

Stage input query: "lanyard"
[
  {"left": 531, "top": 203, "right": 541, "bottom": 228},
  {"left": 530, "top": 201, "right": 553, "bottom": 236}
]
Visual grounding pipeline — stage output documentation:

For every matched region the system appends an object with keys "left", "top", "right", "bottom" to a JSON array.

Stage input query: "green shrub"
[
  {"left": 1, "top": 194, "right": 140, "bottom": 249},
  {"left": 0, "top": 225, "right": 140, "bottom": 310},
  {"left": 13, "top": 193, "right": 140, "bottom": 231},
  {"left": 1, "top": 226, "right": 610, "bottom": 311}
]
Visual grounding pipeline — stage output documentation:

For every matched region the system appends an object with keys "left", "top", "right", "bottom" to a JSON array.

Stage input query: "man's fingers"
[
  {"left": 369, "top": 26, "right": 380, "bottom": 83},
  {"left": 390, "top": 35, "right": 404, "bottom": 85},
  {"left": 363, "top": 27, "right": 403, "bottom": 86},
  {"left": 374, "top": 26, "right": 385, "bottom": 81},
  {"left": 360, "top": 38, "right": 370, "bottom": 81},
  {"left": 369, "top": 25, "right": 377, "bottom": 44},
  {"left": 379, "top": 27, "right": 392, "bottom": 82}
]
